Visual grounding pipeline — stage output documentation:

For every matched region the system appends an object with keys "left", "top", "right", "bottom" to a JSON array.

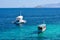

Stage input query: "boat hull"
[{"left": 38, "top": 27, "right": 46, "bottom": 33}]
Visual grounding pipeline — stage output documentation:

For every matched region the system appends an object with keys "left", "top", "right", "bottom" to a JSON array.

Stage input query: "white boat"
[
  {"left": 38, "top": 24, "right": 46, "bottom": 33},
  {"left": 13, "top": 11, "right": 26, "bottom": 24}
]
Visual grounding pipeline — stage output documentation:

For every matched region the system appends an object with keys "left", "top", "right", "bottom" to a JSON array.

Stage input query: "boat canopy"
[
  {"left": 38, "top": 24, "right": 46, "bottom": 27},
  {"left": 16, "top": 16, "right": 23, "bottom": 19}
]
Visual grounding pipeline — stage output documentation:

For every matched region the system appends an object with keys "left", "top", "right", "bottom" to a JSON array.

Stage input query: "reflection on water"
[{"left": 0, "top": 22, "right": 60, "bottom": 40}]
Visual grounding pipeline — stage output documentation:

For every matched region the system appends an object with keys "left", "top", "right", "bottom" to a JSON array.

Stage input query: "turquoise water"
[{"left": 0, "top": 8, "right": 60, "bottom": 40}]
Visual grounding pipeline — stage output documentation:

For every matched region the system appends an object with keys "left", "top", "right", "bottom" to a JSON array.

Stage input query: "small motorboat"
[{"left": 38, "top": 24, "right": 46, "bottom": 33}]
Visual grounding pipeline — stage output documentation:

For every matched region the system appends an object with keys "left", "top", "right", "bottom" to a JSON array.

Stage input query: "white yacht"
[{"left": 13, "top": 11, "right": 26, "bottom": 24}]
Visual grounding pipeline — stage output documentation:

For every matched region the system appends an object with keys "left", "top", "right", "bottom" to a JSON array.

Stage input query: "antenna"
[{"left": 43, "top": 20, "right": 45, "bottom": 24}]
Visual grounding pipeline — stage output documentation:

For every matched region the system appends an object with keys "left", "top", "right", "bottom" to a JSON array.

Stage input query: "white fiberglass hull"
[{"left": 42, "top": 27, "right": 46, "bottom": 32}]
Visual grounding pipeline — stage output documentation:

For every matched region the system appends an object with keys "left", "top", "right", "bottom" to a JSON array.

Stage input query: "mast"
[{"left": 20, "top": 11, "right": 21, "bottom": 16}]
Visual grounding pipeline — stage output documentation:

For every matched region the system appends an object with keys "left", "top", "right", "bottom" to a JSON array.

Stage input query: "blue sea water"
[{"left": 0, "top": 8, "right": 60, "bottom": 40}]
